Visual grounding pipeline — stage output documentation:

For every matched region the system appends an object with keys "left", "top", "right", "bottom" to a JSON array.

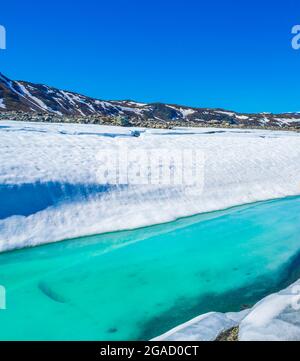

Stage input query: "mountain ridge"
[{"left": 1, "top": 72, "right": 300, "bottom": 128}]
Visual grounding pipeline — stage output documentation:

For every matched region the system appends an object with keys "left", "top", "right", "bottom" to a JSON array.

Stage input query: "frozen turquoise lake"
[{"left": 0, "top": 196, "right": 300, "bottom": 340}]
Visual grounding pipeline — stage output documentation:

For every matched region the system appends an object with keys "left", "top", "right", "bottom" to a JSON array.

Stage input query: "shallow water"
[{"left": 0, "top": 197, "right": 300, "bottom": 340}]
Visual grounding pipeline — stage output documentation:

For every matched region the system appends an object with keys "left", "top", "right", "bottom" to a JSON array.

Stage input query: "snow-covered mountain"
[{"left": 1, "top": 72, "right": 300, "bottom": 127}]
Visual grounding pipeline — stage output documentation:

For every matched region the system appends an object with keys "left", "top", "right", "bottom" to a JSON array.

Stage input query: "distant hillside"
[{"left": 1, "top": 72, "right": 300, "bottom": 128}]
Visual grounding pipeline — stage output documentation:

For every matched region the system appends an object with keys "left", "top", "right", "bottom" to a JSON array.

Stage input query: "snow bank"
[
  {"left": 1, "top": 121, "right": 300, "bottom": 252},
  {"left": 152, "top": 311, "right": 248, "bottom": 341},
  {"left": 239, "top": 279, "right": 300, "bottom": 341},
  {"left": 157, "top": 279, "right": 300, "bottom": 342}
]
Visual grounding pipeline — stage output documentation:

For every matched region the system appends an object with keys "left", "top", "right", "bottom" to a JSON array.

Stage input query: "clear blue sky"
[{"left": 0, "top": 0, "right": 299, "bottom": 113}]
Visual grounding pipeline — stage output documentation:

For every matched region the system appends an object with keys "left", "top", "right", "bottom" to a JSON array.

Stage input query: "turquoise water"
[{"left": 1, "top": 197, "right": 300, "bottom": 340}]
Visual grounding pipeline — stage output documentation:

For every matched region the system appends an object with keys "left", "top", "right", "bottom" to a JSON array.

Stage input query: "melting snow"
[
  {"left": 0, "top": 121, "right": 300, "bottom": 253},
  {"left": 16, "top": 82, "right": 51, "bottom": 112},
  {"left": 157, "top": 279, "right": 300, "bottom": 341}
]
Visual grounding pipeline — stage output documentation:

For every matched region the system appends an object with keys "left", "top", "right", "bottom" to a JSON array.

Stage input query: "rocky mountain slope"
[{"left": 1, "top": 72, "right": 300, "bottom": 128}]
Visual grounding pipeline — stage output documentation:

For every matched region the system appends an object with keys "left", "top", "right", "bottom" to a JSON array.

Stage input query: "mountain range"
[{"left": 1, "top": 72, "right": 300, "bottom": 128}]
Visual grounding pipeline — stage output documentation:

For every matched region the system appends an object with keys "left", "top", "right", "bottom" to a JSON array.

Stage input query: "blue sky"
[{"left": 0, "top": 0, "right": 299, "bottom": 113}]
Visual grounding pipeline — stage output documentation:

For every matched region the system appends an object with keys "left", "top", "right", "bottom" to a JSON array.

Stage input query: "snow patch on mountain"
[{"left": 16, "top": 82, "right": 55, "bottom": 113}]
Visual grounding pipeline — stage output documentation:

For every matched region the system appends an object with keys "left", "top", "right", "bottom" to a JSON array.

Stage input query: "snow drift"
[{"left": 0, "top": 121, "right": 300, "bottom": 252}]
